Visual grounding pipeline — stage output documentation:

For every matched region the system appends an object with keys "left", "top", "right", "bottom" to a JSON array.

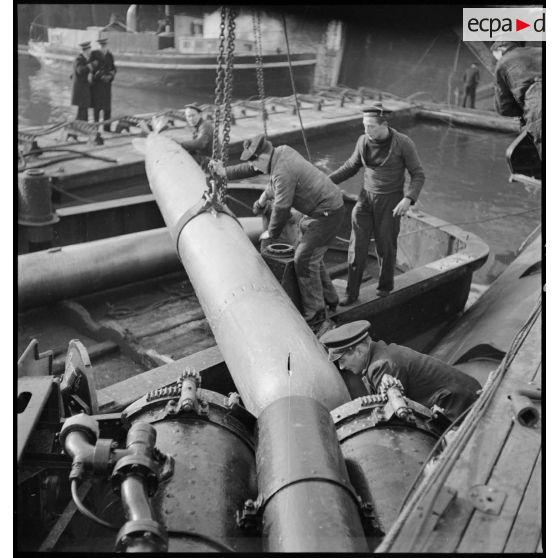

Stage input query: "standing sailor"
[
  {"left": 71, "top": 41, "right": 94, "bottom": 121},
  {"left": 328, "top": 103, "right": 425, "bottom": 303},
  {"left": 462, "top": 63, "right": 480, "bottom": 108},
  {"left": 176, "top": 103, "right": 214, "bottom": 171},
  {"left": 211, "top": 134, "right": 345, "bottom": 331},
  {"left": 91, "top": 38, "right": 117, "bottom": 132}
]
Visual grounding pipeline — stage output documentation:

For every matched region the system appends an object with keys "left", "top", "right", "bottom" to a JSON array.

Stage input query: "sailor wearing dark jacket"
[
  {"left": 491, "top": 41, "right": 542, "bottom": 159},
  {"left": 329, "top": 103, "right": 425, "bottom": 303},
  {"left": 177, "top": 103, "right": 214, "bottom": 171},
  {"left": 320, "top": 320, "right": 481, "bottom": 421},
  {"left": 71, "top": 41, "right": 94, "bottom": 121},
  {"left": 90, "top": 38, "right": 116, "bottom": 131},
  {"left": 211, "top": 135, "right": 344, "bottom": 330}
]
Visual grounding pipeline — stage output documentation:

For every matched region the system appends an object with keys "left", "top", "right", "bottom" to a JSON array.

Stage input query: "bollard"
[{"left": 18, "top": 169, "right": 59, "bottom": 251}]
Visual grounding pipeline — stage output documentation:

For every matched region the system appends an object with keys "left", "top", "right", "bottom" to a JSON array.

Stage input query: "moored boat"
[
  {"left": 18, "top": 181, "right": 489, "bottom": 377},
  {"left": 27, "top": 7, "right": 317, "bottom": 97}
]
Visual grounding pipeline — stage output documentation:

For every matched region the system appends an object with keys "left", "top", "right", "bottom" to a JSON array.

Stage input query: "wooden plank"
[
  {"left": 503, "top": 451, "right": 542, "bottom": 552},
  {"left": 456, "top": 420, "right": 541, "bottom": 552},
  {"left": 98, "top": 344, "right": 224, "bottom": 412},
  {"left": 386, "top": 313, "right": 540, "bottom": 553},
  {"left": 429, "top": 315, "right": 541, "bottom": 552}
]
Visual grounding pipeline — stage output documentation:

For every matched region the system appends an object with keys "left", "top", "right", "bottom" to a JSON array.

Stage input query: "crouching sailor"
[
  {"left": 320, "top": 320, "right": 481, "bottom": 421},
  {"left": 210, "top": 134, "right": 344, "bottom": 332}
]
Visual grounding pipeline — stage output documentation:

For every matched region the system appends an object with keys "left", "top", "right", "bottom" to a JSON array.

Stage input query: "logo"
[{"left": 463, "top": 7, "right": 545, "bottom": 41}]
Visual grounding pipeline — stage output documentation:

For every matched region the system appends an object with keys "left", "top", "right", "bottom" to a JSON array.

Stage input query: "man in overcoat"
[
  {"left": 71, "top": 41, "right": 94, "bottom": 121},
  {"left": 91, "top": 38, "right": 117, "bottom": 131}
]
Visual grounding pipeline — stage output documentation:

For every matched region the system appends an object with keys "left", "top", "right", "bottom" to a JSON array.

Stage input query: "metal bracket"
[
  {"left": 469, "top": 484, "right": 507, "bottom": 515},
  {"left": 17, "top": 339, "right": 53, "bottom": 378},
  {"left": 235, "top": 497, "right": 263, "bottom": 535},
  {"left": 59, "top": 339, "right": 99, "bottom": 415},
  {"left": 357, "top": 496, "right": 384, "bottom": 536}
]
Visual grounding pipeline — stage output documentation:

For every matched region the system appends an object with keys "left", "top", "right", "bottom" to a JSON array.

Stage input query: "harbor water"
[{"left": 18, "top": 53, "right": 541, "bottom": 285}]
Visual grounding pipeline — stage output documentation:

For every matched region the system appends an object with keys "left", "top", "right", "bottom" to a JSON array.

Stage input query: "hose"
[{"left": 70, "top": 479, "right": 119, "bottom": 531}]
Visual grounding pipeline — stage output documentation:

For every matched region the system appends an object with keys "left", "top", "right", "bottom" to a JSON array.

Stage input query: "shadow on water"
[{"left": 18, "top": 56, "right": 541, "bottom": 285}]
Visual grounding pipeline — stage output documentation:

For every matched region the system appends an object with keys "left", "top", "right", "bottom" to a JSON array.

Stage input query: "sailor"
[
  {"left": 71, "top": 41, "right": 94, "bottom": 121},
  {"left": 462, "top": 63, "right": 480, "bottom": 108},
  {"left": 320, "top": 320, "right": 481, "bottom": 421},
  {"left": 328, "top": 103, "right": 425, "bottom": 304},
  {"left": 491, "top": 41, "right": 542, "bottom": 159},
  {"left": 90, "top": 38, "right": 117, "bottom": 132},
  {"left": 177, "top": 103, "right": 214, "bottom": 171},
  {"left": 210, "top": 135, "right": 345, "bottom": 331}
]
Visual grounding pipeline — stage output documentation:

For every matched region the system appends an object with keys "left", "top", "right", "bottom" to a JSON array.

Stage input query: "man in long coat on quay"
[
  {"left": 71, "top": 41, "right": 94, "bottom": 121},
  {"left": 91, "top": 38, "right": 117, "bottom": 131}
]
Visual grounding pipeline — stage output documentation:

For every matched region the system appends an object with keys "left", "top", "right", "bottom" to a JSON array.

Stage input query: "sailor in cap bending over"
[
  {"left": 319, "top": 320, "right": 481, "bottom": 421},
  {"left": 210, "top": 134, "right": 344, "bottom": 333}
]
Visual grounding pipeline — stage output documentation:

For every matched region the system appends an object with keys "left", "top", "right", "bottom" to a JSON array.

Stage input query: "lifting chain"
[
  {"left": 252, "top": 10, "right": 267, "bottom": 136},
  {"left": 211, "top": 6, "right": 227, "bottom": 164},
  {"left": 211, "top": 6, "right": 236, "bottom": 204}
]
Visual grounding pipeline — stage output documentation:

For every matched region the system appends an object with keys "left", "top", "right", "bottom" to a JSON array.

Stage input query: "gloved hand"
[
  {"left": 208, "top": 159, "right": 226, "bottom": 178},
  {"left": 252, "top": 200, "right": 265, "bottom": 215}
]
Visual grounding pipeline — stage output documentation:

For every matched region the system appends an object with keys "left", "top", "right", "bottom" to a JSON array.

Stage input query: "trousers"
[
  {"left": 76, "top": 106, "right": 89, "bottom": 121},
  {"left": 462, "top": 85, "right": 477, "bottom": 108},
  {"left": 346, "top": 190, "right": 401, "bottom": 298},
  {"left": 94, "top": 108, "right": 112, "bottom": 132},
  {"left": 294, "top": 206, "right": 344, "bottom": 321}
]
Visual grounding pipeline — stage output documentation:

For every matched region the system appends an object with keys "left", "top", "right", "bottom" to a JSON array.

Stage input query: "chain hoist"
[
  {"left": 211, "top": 6, "right": 227, "bottom": 165},
  {"left": 252, "top": 10, "right": 267, "bottom": 136},
  {"left": 210, "top": 6, "right": 236, "bottom": 204}
]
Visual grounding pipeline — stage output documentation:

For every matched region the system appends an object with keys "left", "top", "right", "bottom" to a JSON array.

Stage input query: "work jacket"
[
  {"left": 179, "top": 119, "right": 214, "bottom": 162},
  {"left": 363, "top": 341, "right": 481, "bottom": 421},
  {"left": 328, "top": 128, "right": 425, "bottom": 203},
  {"left": 90, "top": 50, "right": 117, "bottom": 110},
  {"left": 494, "top": 46, "right": 542, "bottom": 119},
  {"left": 226, "top": 145, "right": 343, "bottom": 238},
  {"left": 71, "top": 53, "right": 92, "bottom": 108}
]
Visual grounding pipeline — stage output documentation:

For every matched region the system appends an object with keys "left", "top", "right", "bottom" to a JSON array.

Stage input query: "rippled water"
[{"left": 18, "top": 53, "right": 541, "bottom": 284}]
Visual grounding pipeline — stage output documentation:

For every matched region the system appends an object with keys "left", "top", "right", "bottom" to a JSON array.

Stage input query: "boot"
[
  {"left": 339, "top": 295, "right": 357, "bottom": 306},
  {"left": 306, "top": 309, "right": 327, "bottom": 333}
]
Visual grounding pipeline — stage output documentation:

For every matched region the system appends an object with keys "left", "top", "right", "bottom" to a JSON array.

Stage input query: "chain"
[
  {"left": 210, "top": 7, "right": 236, "bottom": 204},
  {"left": 218, "top": 7, "right": 236, "bottom": 203},
  {"left": 252, "top": 10, "right": 267, "bottom": 136},
  {"left": 212, "top": 6, "right": 227, "bottom": 163}
]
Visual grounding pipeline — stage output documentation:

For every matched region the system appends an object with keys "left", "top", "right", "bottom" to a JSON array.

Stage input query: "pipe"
[
  {"left": 256, "top": 396, "right": 368, "bottom": 552},
  {"left": 144, "top": 133, "right": 350, "bottom": 416},
  {"left": 113, "top": 423, "right": 168, "bottom": 553},
  {"left": 18, "top": 220, "right": 263, "bottom": 311},
  {"left": 126, "top": 5, "right": 138, "bottom": 32}
]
